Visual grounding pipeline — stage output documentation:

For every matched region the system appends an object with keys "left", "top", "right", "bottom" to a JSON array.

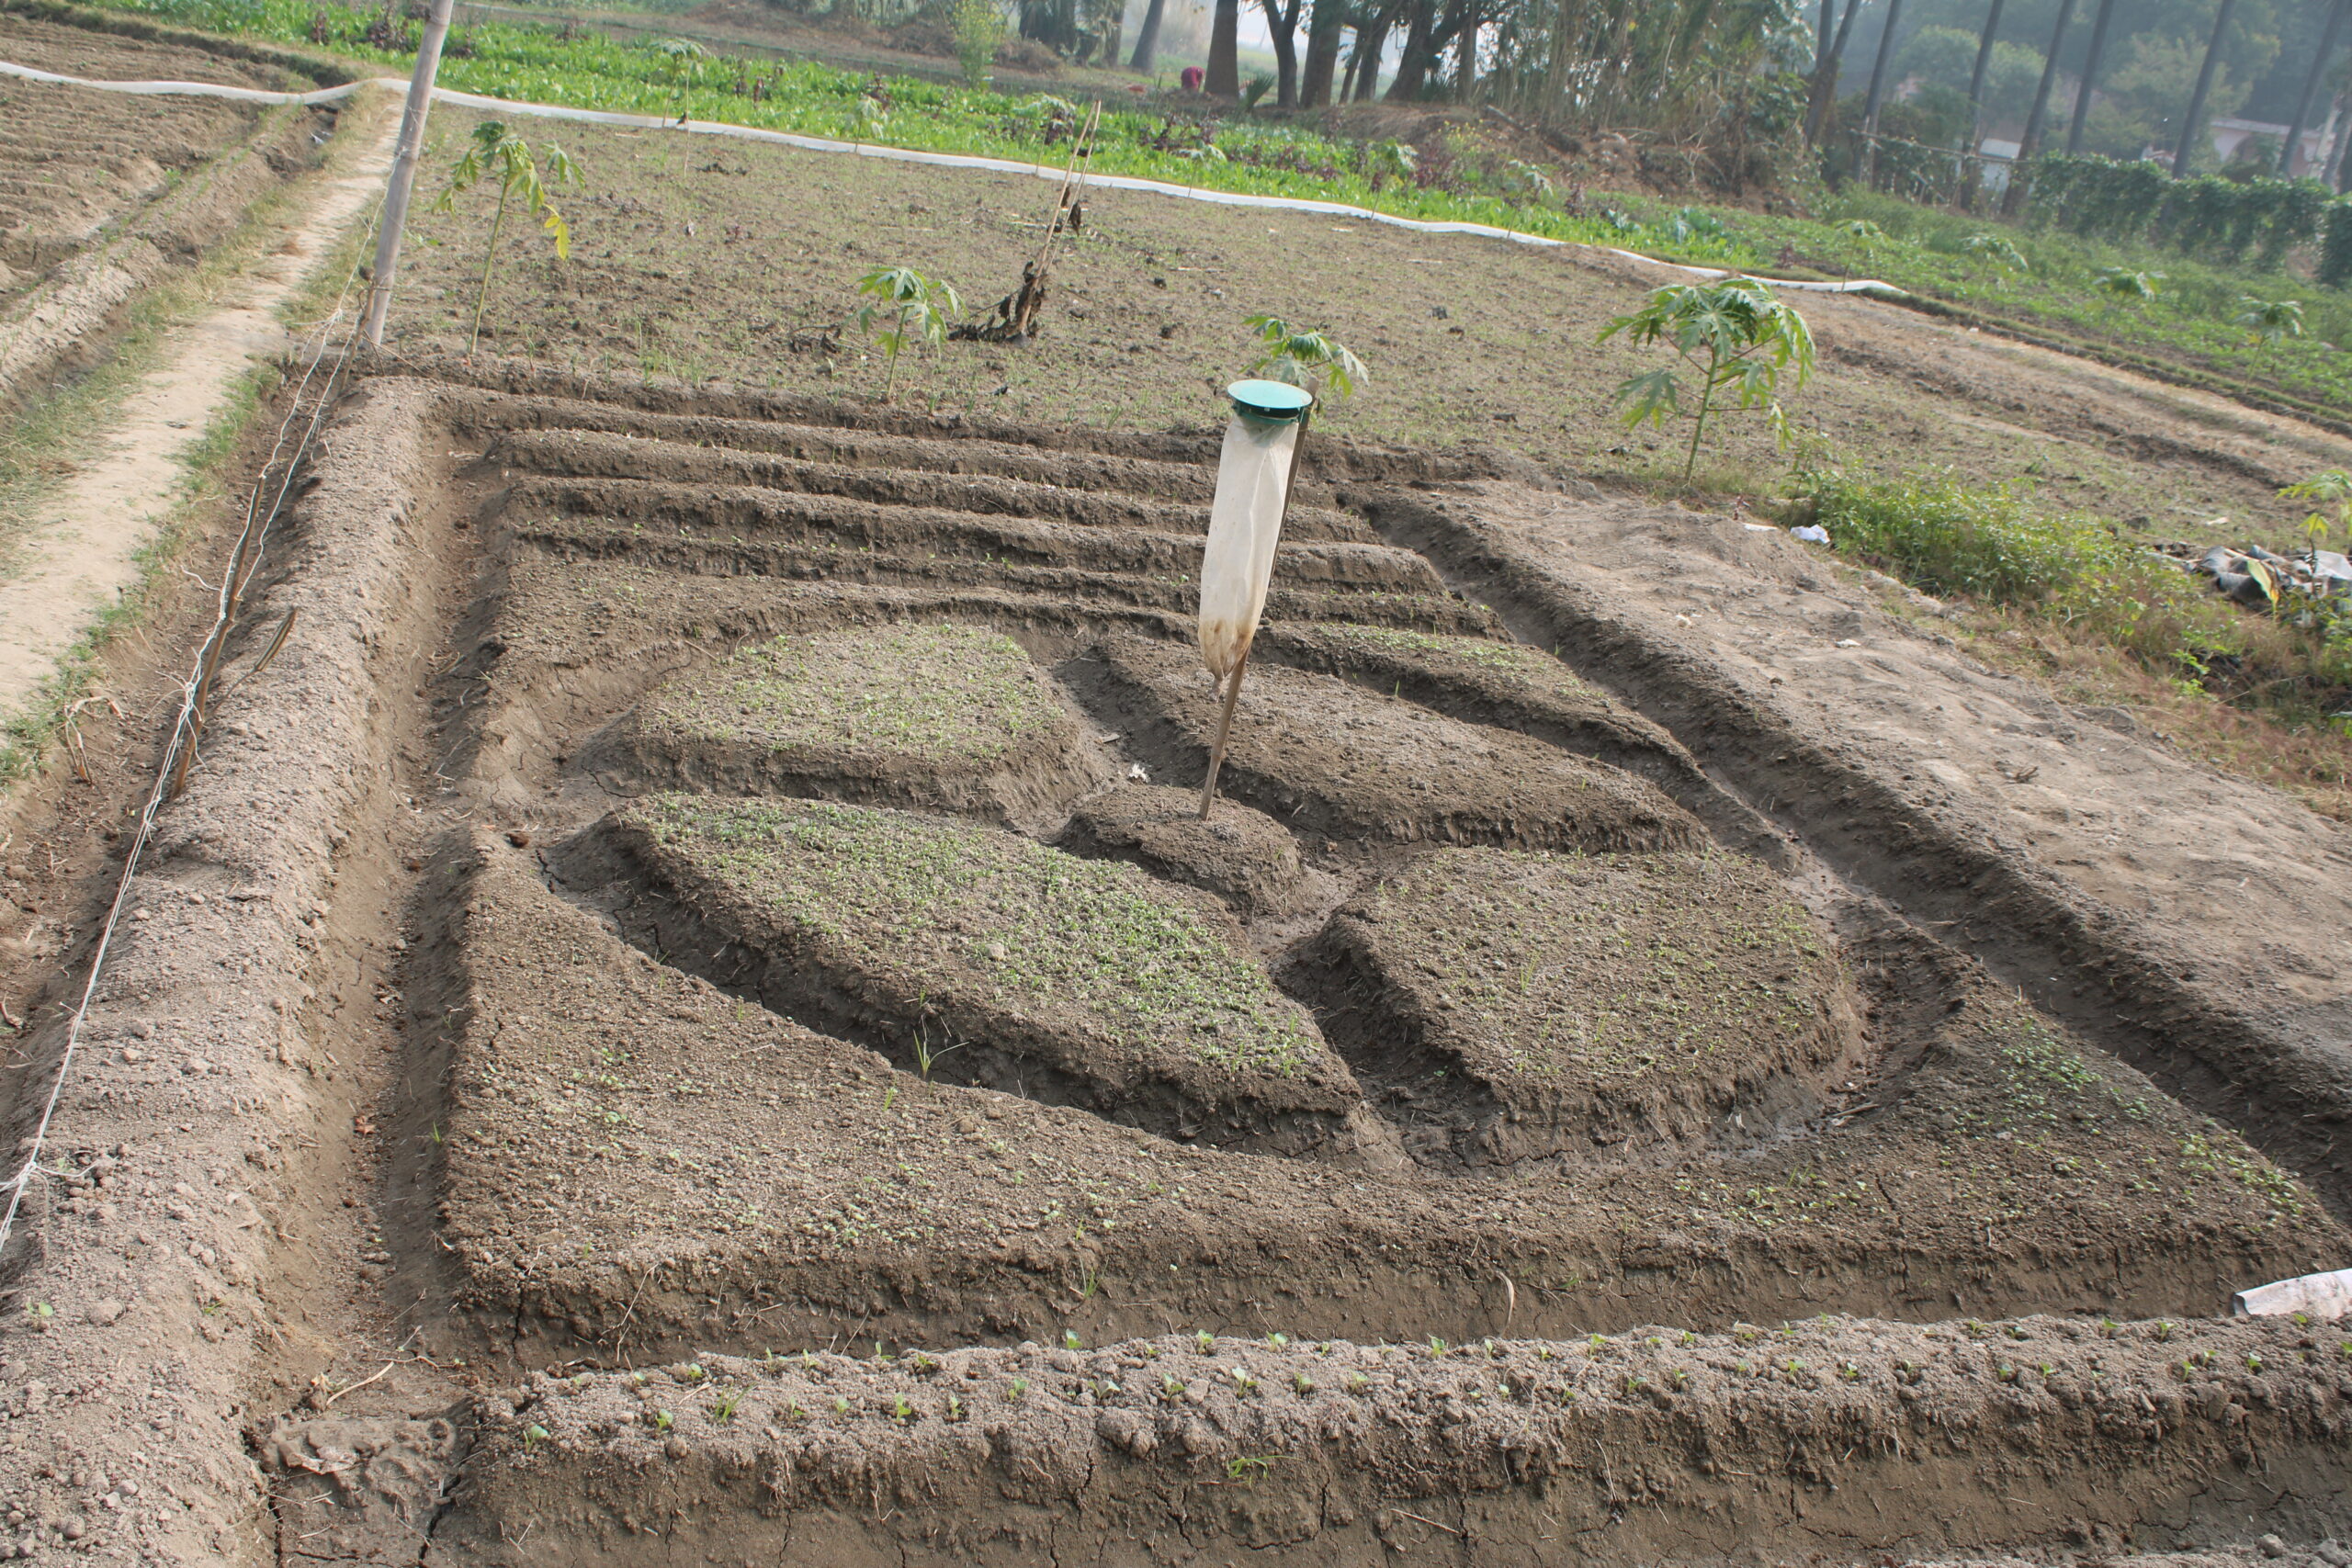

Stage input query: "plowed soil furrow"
[{"left": 11, "top": 348, "right": 2352, "bottom": 1564}]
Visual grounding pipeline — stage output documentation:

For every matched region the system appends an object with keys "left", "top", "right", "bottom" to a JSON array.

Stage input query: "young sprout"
[
  {"left": 2234, "top": 297, "right": 2304, "bottom": 346},
  {"left": 433, "top": 120, "right": 581, "bottom": 355},
  {"left": 1242, "top": 315, "right": 1366, "bottom": 402},
  {"left": 1600, "top": 276, "right": 1815, "bottom": 483},
  {"left": 1006, "top": 1379, "right": 1029, "bottom": 1402},
  {"left": 710, "top": 1388, "right": 742, "bottom": 1424},
  {"left": 854, "top": 265, "right": 963, "bottom": 403}
]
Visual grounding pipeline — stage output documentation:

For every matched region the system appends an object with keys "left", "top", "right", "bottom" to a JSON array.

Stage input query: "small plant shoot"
[
  {"left": 1243, "top": 315, "right": 1366, "bottom": 402},
  {"left": 435, "top": 120, "right": 581, "bottom": 355},
  {"left": 2235, "top": 298, "right": 2304, "bottom": 346},
  {"left": 855, "top": 265, "right": 963, "bottom": 403},
  {"left": 1600, "top": 276, "right": 1815, "bottom": 482}
]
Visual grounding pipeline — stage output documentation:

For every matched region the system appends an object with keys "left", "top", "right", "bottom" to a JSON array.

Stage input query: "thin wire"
[{"left": 0, "top": 197, "right": 383, "bottom": 1257}]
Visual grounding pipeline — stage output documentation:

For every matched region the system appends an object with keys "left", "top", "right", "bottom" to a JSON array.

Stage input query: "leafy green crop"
[{"left": 435, "top": 120, "right": 580, "bottom": 354}]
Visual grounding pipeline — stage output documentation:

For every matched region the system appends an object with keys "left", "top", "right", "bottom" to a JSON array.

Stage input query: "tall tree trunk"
[
  {"left": 1960, "top": 0, "right": 2007, "bottom": 208},
  {"left": 1352, "top": 9, "right": 1391, "bottom": 95},
  {"left": 2281, "top": 0, "right": 2348, "bottom": 174},
  {"left": 1302, "top": 0, "right": 1348, "bottom": 103},
  {"left": 1207, "top": 0, "right": 1241, "bottom": 95},
  {"left": 1261, "top": 0, "right": 1303, "bottom": 105},
  {"left": 1385, "top": 0, "right": 1439, "bottom": 98},
  {"left": 2170, "top": 0, "right": 2239, "bottom": 176},
  {"left": 1453, "top": 17, "right": 1476, "bottom": 98},
  {"left": 2064, "top": 0, "right": 2116, "bottom": 152},
  {"left": 2331, "top": 90, "right": 2352, "bottom": 187},
  {"left": 1803, "top": 0, "right": 1862, "bottom": 144},
  {"left": 2001, "top": 0, "right": 2075, "bottom": 210},
  {"left": 1128, "top": 0, "right": 1167, "bottom": 69},
  {"left": 1859, "top": 0, "right": 1907, "bottom": 185}
]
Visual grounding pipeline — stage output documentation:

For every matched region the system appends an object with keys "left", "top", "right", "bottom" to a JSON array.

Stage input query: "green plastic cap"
[{"left": 1227, "top": 378, "right": 1315, "bottom": 422}]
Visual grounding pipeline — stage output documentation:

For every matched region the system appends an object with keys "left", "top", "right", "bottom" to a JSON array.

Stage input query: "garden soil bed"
[
  {"left": 5, "top": 62, "right": 2352, "bottom": 1565},
  {"left": 0, "top": 361, "right": 2344, "bottom": 1562}
]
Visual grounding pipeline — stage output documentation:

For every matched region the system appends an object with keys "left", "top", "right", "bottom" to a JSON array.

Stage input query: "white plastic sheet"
[
  {"left": 1197, "top": 413, "right": 1299, "bottom": 683},
  {"left": 2233, "top": 1267, "right": 2352, "bottom": 1320}
]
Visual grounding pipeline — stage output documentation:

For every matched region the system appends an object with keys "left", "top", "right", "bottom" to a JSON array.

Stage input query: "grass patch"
[
  {"left": 0, "top": 93, "right": 382, "bottom": 785},
  {"left": 1805, "top": 467, "right": 2352, "bottom": 817},
  {"left": 1344, "top": 846, "right": 1838, "bottom": 1088},
  {"left": 645, "top": 622, "right": 1064, "bottom": 764},
  {"left": 635, "top": 793, "right": 1321, "bottom": 1075}
]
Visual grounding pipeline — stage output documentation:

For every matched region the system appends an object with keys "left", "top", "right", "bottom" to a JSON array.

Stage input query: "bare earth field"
[{"left": 7, "top": 51, "right": 2352, "bottom": 1568}]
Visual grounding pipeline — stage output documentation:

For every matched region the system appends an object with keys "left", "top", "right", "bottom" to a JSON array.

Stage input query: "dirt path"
[{"left": 0, "top": 85, "right": 396, "bottom": 732}]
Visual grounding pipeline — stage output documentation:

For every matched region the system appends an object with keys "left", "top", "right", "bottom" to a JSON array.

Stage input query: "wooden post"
[
  {"left": 359, "top": 0, "right": 459, "bottom": 346},
  {"left": 1198, "top": 408, "right": 1311, "bottom": 819}
]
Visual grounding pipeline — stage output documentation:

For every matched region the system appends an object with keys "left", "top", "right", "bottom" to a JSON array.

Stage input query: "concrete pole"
[{"left": 360, "top": 0, "right": 459, "bottom": 346}]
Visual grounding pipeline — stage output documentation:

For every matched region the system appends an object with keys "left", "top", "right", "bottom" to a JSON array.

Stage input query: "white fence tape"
[{"left": 0, "top": 55, "right": 1909, "bottom": 297}]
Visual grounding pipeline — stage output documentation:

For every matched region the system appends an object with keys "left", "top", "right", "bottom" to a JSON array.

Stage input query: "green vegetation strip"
[
  {"left": 81, "top": 0, "right": 1748, "bottom": 265},
  {"left": 1805, "top": 468, "right": 2352, "bottom": 711},
  {"left": 638, "top": 794, "right": 1321, "bottom": 1075},
  {"left": 647, "top": 622, "right": 1064, "bottom": 764}
]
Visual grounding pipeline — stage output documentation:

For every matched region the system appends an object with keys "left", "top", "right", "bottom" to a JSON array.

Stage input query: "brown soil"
[
  {"left": 391, "top": 107, "right": 2352, "bottom": 552},
  {"left": 1301, "top": 846, "right": 1863, "bottom": 1167},
  {"left": 2, "top": 360, "right": 2347, "bottom": 1564},
  {"left": 10, "top": 59, "right": 2352, "bottom": 1563},
  {"left": 1056, "top": 782, "right": 1315, "bottom": 919},
  {"left": 1087, "top": 633, "right": 1702, "bottom": 853},
  {"left": 589, "top": 620, "right": 1111, "bottom": 829}
]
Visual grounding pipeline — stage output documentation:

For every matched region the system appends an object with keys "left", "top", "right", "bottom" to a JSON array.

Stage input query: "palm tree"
[
  {"left": 2171, "top": 0, "right": 2242, "bottom": 177},
  {"left": 2279, "top": 0, "right": 2348, "bottom": 175},
  {"left": 2002, "top": 0, "right": 2077, "bottom": 214},
  {"left": 1961, "top": 0, "right": 2007, "bottom": 206},
  {"left": 2064, "top": 0, "right": 2118, "bottom": 153}
]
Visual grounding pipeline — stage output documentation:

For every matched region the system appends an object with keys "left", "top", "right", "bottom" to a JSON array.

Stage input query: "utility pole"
[
  {"left": 2281, "top": 0, "right": 2348, "bottom": 175},
  {"left": 359, "top": 0, "right": 458, "bottom": 346},
  {"left": 2171, "top": 0, "right": 2241, "bottom": 177}
]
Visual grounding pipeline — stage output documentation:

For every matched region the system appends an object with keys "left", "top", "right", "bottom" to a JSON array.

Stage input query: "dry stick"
[{"left": 1197, "top": 407, "right": 1311, "bottom": 819}]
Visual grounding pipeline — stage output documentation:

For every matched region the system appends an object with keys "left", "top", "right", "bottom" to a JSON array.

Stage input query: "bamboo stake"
[{"left": 1198, "top": 407, "right": 1310, "bottom": 819}]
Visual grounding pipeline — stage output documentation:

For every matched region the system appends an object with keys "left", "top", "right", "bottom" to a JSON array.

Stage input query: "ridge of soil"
[
  {"left": 588, "top": 620, "right": 1111, "bottom": 829},
  {"left": 1298, "top": 845, "right": 1863, "bottom": 1168},
  {"left": 3, "top": 359, "right": 2349, "bottom": 1564}
]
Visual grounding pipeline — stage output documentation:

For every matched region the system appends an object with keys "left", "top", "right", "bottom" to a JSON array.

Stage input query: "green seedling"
[
  {"left": 653, "top": 1409, "right": 673, "bottom": 1430},
  {"left": 949, "top": 0, "right": 1003, "bottom": 87},
  {"left": 435, "top": 120, "right": 581, "bottom": 355},
  {"left": 1961, "top": 233, "right": 2027, "bottom": 273},
  {"left": 2282, "top": 470, "right": 2352, "bottom": 567},
  {"left": 854, "top": 265, "right": 962, "bottom": 403},
  {"left": 710, "top": 1388, "right": 742, "bottom": 1424},
  {"left": 522, "top": 1422, "right": 548, "bottom": 1450},
  {"left": 1243, "top": 315, "right": 1367, "bottom": 400},
  {"left": 1226, "top": 1455, "right": 1272, "bottom": 1484},
  {"left": 1601, "top": 276, "right": 1815, "bottom": 482},
  {"left": 2235, "top": 297, "right": 2304, "bottom": 346},
  {"left": 1006, "top": 1379, "right": 1029, "bottom": 1402},
  {"left": 1063, "top": 1329, "right": 1083, "bottom": 1350},
  {"left": 2091, "top": 267, "right": 2163, "bottom": 310}
]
